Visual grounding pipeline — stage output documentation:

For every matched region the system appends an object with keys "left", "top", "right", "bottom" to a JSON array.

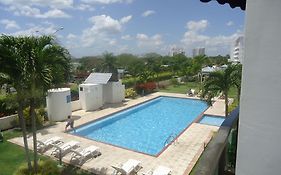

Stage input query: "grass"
[
  {"left": 159, "top": 82, "right": 201, "bottom": 94},
  {"left": 0, "top": 130, "right": 30, "bottom": 175},
  {"left": 0, "top": 129, "right": 93, "bottom": 175}
]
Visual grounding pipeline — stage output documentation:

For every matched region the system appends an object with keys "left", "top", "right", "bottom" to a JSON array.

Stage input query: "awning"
[
  {"left": 200, "top": 0, "right": 246, "bottom": 10},
  {"left": 84, "top": 73, "right": 112, "bottom": 84}
]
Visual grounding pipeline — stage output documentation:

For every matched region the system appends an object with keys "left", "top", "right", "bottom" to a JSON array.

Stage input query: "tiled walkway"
[{"left": 9, "top": 92, "right": 224, "bottom": 175}]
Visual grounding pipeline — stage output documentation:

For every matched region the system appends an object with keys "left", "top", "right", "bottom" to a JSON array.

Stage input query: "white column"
[{"left": 236, "top": 0, "right": 281, "bottom": 174}]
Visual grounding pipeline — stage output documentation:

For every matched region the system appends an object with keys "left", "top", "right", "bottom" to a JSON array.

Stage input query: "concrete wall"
[
  {"left": 71, "top": 100, "right": 81, "bottom": 111},
  {"left": 236, "top": 1, "right": 281, "bottom": 174},
  {"left": 0, "top": 114, "right": 17, "bottom": 130}
]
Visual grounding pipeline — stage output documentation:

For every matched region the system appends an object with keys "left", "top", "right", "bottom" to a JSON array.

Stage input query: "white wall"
[
  {"left": 0, "top": 114, "right": 17, "bottom": 130},
  {"left": 236, "top": 1, "right": 281, "bottom": 174},
  {"left": 71, "top": 100, "right": 81, "bottom": 111}
]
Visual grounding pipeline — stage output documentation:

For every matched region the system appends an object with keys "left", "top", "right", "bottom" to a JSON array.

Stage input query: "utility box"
[
  {"left": 103, "top": 81, "right": 125, "bottom": 103},
  {"left": 46, "top": 88, "right": 71, "bottom": 121},
  {"left": 79, "top": 84, "right": 103, "bottom": 111}
]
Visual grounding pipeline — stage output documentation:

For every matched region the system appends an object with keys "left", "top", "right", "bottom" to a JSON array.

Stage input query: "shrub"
[
  {"left": 170, "top": 78, "right": 179, "bottom": 86},
  {"left": 16, "top": 107, "right": 45, "bottom": 128},
  {"left": 14, "top": 159, "right": 60, "bottom": 175},
  {"left": 136, "top": 82, "right": 157, "bottom": 94},
  {"left": 70, "top": 83, "right": 79, "bottom": 101},
  {"left": 0, "top": 94, "right": 18, "bottom": 118},
  {"left": 125, "top": 88, "right": 138, "bottom": 99}
]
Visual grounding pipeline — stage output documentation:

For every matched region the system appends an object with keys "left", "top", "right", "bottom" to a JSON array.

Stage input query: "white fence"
[{"left": 71, "top": 100, "right": 81, "bottom": 111}]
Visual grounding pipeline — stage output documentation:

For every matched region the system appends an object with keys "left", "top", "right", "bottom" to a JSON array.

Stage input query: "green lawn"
[
  {"left": 0, "top": 130, "right": 92, "bottom": 175},
  {"left": 159, "top": 82, "right": 201, "bottom": 94}
]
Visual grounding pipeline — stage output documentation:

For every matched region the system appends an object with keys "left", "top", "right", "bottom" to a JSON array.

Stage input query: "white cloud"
[
  {"left": 81, "top": 15, "right": 131, "bottom": 47},
  {"left": 6, "top": 5, "right": 71, "bottom": 18},
  {"left": 120, "top": 15, "right": 132, "bottom": 24},
  {"left": 0, "top": 19, "right": 20, "bottom": 29},
  {"left": 0, "top": 0, "right": 73, "bottom": 9},
  {"left": 186, "top": 20, "right": 208, "bottom": 32},
  {"left": 81, "top": 0, "right": 133, "bottom": 4},
  {"left": 121, "top": 34, "right": 132, "bottom": 40},
  {"left": 136, "top": 33, "right": 163, "bottom": 48},
  {"left": 226, "top": 21, "right": 234, "bottom": 26},
  {"left": 181, "top": 20, "right": 243, "bottom": 55},
  {"left": 142, "top": 10, "right": 155, "bottom": 17},
  {"left": 4, "top": 22, "right": 64, "bottom": 36},
  {"left": 66, "top": 33, "right": 77, "bottom": 40},
  {"left": 75, "top": 3, "right": 95, "bottom": 11}
]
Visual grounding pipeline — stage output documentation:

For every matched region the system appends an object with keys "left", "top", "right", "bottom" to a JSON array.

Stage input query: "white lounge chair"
[
  {"left": 143, "top": 166, "right": 172, "bottom": 175},
  {"left": 51, "top": 140, "right": 79, "bottom": 156},
  {"left": 37, "top": 136, "right": 62, "bottom": 151},
  {"left": 70, "top": 145, "right": 100, "bottom": 164},
  {"left": 112, "top": 159, "right": 142, "bottom": 175}
]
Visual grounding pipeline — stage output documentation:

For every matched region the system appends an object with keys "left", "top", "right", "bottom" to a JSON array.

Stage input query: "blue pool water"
[
  {"left": 73, "top": 97, "right": 208, "bottom": 155},
  {"left": 199, "top": 115, "right": 225, "bottom": 126}
]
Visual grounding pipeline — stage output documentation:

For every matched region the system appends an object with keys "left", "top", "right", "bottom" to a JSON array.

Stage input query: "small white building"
[{"left": 46, "top": 88, "right": 72, "bottom": 121}]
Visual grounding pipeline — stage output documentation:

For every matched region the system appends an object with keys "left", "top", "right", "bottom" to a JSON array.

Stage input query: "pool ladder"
[{"left": 164, "top": 133, "right": 179, "bottom": 146}]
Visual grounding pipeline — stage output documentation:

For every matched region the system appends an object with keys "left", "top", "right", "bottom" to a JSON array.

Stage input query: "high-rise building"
[
  {"left": 170, "top": 47, "right": 185, "bottom": 56},
  {"left": 192, "top": 48, "right": 205, "bottom": 57},
  {"left": 230, "top": 36, "right": 244, "bottom": 63}
]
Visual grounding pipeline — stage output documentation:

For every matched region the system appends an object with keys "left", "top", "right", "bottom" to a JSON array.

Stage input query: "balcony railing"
[{"left": 192, "top": 107, "right": 239, "bottom": 175}]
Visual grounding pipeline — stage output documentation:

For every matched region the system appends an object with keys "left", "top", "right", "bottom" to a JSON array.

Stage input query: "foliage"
[
  {"left": 170, "top": 78, "right": 180, "bottom": 86},
  {"left": 0, "top": 94, "right": 18, "bottom": 118},
  {"left": 15, "top": 107, "right": 45, "bottom": 128},
  {"left": 122, "top": 72, "right": 173, "bottom": 88},
  {"left": 70, "top": 83, "right": 79, "bottom": 101},
  {"left": 159, "top": 82, "right": 201, "bottom": 94},
  {"left": 201, "top": 64, "right": 242, "bottom": 116},
  {"left": 100, "top": 52, "right": 118, "bottom": 82},
  {"left": 14, "top": 159, "right": 60, "bottom": 175},
  {"left": 136, "top": 82, "right": 157, "bottom": 94},
  {"left": 125, "top": 88, "right": 138, "bottom": 99}
]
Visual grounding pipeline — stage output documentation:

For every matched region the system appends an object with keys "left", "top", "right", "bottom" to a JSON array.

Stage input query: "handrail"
[
  {"left": 192, "top": 107, "right": 239, "bottom": 175},
  {"left": 164, "top": 133, "right": 178, "bottom": 146}
]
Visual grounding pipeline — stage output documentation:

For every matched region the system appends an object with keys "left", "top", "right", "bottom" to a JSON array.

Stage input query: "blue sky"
[{"left": 0, "top": 0, "right": 245, "bottom": 58}]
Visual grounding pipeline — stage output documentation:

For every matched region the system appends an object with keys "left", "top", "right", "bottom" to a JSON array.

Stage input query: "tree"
[
  {"left": 101, "top": 52, "right": 118, "bottom": 81},
  {"left": 201, "top": 65, "right": 238, "bottom": 117},
  {"left": 23, "top": 35, "right": 71, "bottom": 173},
  {"left": 231, "top": 64, "right": 242, "bottom": 103},
  {"left": 0, "top": 35, "right": 71, "bottom": 173},
  {"left": 0, "top": 35, "right": 32, "bottom": 172}
]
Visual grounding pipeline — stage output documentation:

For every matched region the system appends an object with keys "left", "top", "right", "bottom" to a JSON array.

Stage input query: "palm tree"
[
  {"left": 201, "top": 65, "right": 237, "bottom": 117},
  {"left": 0, "top": 35, "right": 32, "bottom": 172},
  {"left": 101, "top": 52, "right": 118, "bottom": 81},
  {"left": 0, "top": 35, "right": 71, "bottom": 173},
  {"left": 231, "top": 64, "right": 242, "bottom": 103},
  {"left": 22, "top": 35, "right": 71, "bottom": 173}
]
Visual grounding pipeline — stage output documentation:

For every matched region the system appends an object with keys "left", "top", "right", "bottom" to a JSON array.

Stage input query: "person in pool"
[{"left": 65, "top": 115, "right": 75, "bottom": 132}]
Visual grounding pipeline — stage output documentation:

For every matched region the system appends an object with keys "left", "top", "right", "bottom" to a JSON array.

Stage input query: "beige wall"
[{"left": 236, "top": 0, "right": 281, "bottom": 174}]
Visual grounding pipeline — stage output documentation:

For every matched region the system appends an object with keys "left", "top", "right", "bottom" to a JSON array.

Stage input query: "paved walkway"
[{"left": 9, "top": 92, "right": 224, "bottom": 175}]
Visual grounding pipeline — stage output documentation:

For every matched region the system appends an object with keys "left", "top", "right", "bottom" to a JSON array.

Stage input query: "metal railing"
[
  {"left": 164, "top": 133, "right": 178, "bottom": 146},
  {"left": 192, "top": 107, "right": 239, "bottom": 175}
]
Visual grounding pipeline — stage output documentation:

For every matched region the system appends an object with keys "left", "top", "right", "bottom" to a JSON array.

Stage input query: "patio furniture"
[
  {"left": 70, "top": 145, "right": 101, "bottom": 164},
  {"left": 51, "top": 140, "right": 79, "bottom": 156},
  {"left": 143, "top": 166, "right": 172, "bottom": 175},
  {"left": 112, "top": 159, "right": 142, "bottom": 175},
  {"left": 37, "top": 136, "right": 62, "bottom": 151}
]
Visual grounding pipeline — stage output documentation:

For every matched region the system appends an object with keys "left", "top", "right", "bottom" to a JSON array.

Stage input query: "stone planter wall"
[{"left": 0, "top": 114, "right": 17, "bottom": 130}]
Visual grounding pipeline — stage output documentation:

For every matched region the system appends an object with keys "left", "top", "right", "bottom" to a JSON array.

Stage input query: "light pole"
[{"left": 53, "top": 27, "right": 64, "bottom": 35}]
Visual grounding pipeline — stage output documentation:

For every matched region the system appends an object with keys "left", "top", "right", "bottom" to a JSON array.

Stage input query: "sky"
[{"left": 0, "top": 0, "right": 245, "bottom": 58}]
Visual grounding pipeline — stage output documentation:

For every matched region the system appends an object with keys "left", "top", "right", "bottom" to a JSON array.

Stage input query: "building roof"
[
  {"left": 84, "top": 73, "right": 112, "bottom": 84},
  {"left": 199, "top": 0, "right": 246, "bottom": 10}
]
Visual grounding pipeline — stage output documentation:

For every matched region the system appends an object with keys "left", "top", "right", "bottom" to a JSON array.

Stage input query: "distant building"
[
  {"left": 229, "top": 36, "right": 244, "bottom": 63},
  {"left": 170, "top": 47, "right": 185, "bottom": 56},
  {"left": 192, "top": 48, "right": 205, "bottom": 57}
]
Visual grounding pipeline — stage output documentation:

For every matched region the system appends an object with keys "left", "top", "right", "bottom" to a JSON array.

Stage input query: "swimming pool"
[
  {"left": 199, "top": 115, "right": 225, "bottom": 126},
  {"left": 73, "top": 96, "right": 208, "bottom": 155}
]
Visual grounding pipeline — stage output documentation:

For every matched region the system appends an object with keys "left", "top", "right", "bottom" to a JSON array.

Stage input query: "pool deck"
[{"left": 9, "top": 92, "right": 226, "bottom": 175}]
